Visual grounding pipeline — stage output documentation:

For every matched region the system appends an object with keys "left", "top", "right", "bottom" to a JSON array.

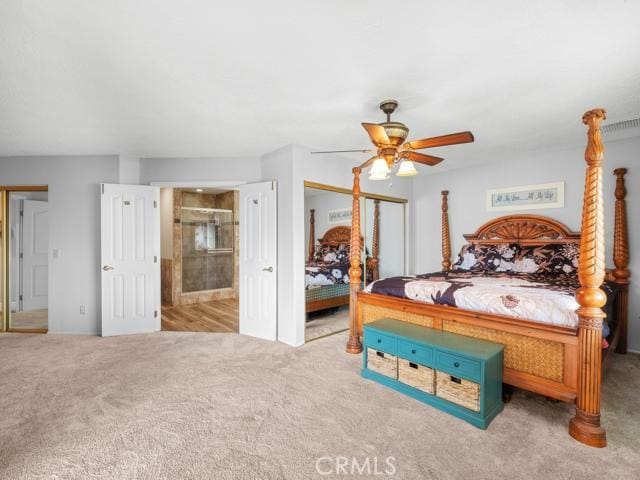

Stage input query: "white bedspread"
[{"left": 365, "top": 273, "right": 581, "bottom": 328}]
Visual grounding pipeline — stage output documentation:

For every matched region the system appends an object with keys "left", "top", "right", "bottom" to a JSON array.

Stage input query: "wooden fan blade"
[
  {"left": 359, "top": 155, "right": 378, "bottom": 169},
  {"left": 405, "top": 131, "right": 474, "bottom": 150},
  {"left": 400, "top": 151, "right": 444, "bottom": 166},
  {"left": 362, "top": 123, "right": 390, "bottom": 146}
]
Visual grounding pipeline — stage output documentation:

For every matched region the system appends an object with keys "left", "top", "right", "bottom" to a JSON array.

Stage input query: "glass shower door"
[{"left": 181, "top": 207, "right": 234, "bottom": 293}]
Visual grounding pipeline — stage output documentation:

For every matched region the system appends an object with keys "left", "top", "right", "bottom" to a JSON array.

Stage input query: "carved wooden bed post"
[
  {"left": 569, "top": 108, "right": 607, "bottom": 448},
  {"left": 612, "top": 168, "right": 630, "bottom": 354},
  {"left": 347, "top": 167, "right": 363, "bottom": 354},
  {"left": 371, "top": 199, "right": 380, "bottom": 281},
  {"left": 308, "top": 209, "right": 315, "bottom": 262},
  {"left": 441, "top": 190, "right": 452, "bottom": 271}
]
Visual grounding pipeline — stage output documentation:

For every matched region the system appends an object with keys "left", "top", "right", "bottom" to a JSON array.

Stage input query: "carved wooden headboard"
[
  {"left": 463, "top": 214, "right": 580, "bottom": 246},
  {"left": 318, "top": 226, "right": 354, "bottom": 247}
]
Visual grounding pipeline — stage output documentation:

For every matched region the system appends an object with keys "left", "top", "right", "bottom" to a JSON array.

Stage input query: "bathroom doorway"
[{"left": 159, "top": 187, "right": 239, "bottom": 332}]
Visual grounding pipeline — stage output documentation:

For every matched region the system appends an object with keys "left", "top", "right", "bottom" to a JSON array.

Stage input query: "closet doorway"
[
  {"left": 159, "top": 187, "right": 239, "bottom": 333},
  {"left": 0, "top": 186, "right": 49, "bottom": 333}
]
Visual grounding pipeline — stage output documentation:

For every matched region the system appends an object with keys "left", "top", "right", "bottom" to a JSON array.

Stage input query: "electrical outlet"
[{"left": 79, "top": 305, "right": 86, "bottom": 315}]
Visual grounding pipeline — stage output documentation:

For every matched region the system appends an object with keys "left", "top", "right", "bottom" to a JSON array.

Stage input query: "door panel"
[
  {"left": 101, "top": 184, "right": 160, "bottom": 336},
  {"left": 22, "top": 200, "right": 49, "bottom": 311},
  {"left": 239, "top": 181, "right": 277, "bottom": 341}
]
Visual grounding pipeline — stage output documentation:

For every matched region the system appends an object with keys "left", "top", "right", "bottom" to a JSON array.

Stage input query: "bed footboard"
[{"left": 357, "top": 292, "right": 578, "bottom": 402}]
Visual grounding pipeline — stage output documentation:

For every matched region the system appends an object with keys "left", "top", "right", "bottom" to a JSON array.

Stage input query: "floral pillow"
[
  {"left": 313, "top": 244, "right": 350, "bottom": 264},
  {"left": 513, "top": 243, "right": 579, "bottom": 274},
  {"left": 452, "top": 243, "right": 519, "bottom": 272}
]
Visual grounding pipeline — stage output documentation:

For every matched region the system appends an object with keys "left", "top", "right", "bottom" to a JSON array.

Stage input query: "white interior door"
[
  {"left": 239, "top": 181, "right": 277, "bottom": 340},
  {"left": 22, "top": 200, "right": 49, "bottom": 311},
  {"left": 101, "top": 184, "right": 160, "bottom": 336}
]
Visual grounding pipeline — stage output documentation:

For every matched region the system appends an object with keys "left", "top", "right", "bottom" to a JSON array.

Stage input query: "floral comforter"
[
  {"left": 365, "top": 271, "right": 618, "bottom": 329},
  {"left": 305, "top": 262, "right": 350, "bottom": 289}
]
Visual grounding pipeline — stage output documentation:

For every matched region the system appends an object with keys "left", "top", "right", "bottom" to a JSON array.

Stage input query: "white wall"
[
  {"left": 260, "top": 145, "right": 296, "bottom": 345},
  {"left": 0, "top": 156, "right": 119, "bottom": 334},
  {"left": 412, "top": 136, "right": 640, "bottom": 351},
  {"left": 118, "top": 156, "right": 141, "bottom": 184},
  {"left": 140, "top": 157, "right": 262, "bottom": 184}
]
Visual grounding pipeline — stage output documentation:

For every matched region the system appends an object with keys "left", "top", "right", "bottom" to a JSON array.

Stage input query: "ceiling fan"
[{"left": 312, "top": 99, "right": 475, "bottom": 180}]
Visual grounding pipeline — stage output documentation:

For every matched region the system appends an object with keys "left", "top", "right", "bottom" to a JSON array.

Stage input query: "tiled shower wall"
[{"left": 171, "top": 189, "right": 239, "bottom": 305}]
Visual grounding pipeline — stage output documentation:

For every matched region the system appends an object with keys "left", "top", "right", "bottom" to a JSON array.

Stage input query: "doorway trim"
[
  {"left": 150, "top": 180, "right": 247, "bottom": 335},
  {"left": 150, "top": 181, "right": 247, "bottom": 189},
  {"left": 303, "top": 181, "right": 408, "bottom": 204},
  {"left": 0, "top": 185, "right": 49, "bottom": 333}
]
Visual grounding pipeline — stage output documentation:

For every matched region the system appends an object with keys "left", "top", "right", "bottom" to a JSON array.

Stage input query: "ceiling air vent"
[{"left": 601, "top": 117, "right": 640, "bottom": 133}]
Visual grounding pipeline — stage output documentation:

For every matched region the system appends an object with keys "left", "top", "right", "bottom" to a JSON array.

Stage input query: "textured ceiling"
[{"left": 1, "top": 0, "right": 639, "bottom": 170}]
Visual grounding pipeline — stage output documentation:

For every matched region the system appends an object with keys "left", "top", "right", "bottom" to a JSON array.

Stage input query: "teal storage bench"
[{"left": 362, "top": 318, "right": 504, "bottom": 429}]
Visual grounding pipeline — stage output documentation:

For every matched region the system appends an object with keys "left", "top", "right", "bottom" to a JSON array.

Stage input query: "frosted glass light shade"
[
  {"left": 396, "top": 160, "right": 418, "bottom": 177},
  {"left": 369, "top": 158, "right": 390, "bottom": 180}
]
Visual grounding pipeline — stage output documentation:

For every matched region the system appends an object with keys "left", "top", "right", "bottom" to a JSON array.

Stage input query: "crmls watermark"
[{"left": 315, "top": 456, "right": 397, "bottom": 476}]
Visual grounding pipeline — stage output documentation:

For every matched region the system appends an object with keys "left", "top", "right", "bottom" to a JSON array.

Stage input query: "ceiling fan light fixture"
[
  {"left": 396, "top": 160, "right": 418, "bottom": 177},
  {"left": 369, "top": 157, "right": 390, "bottom": 180}
]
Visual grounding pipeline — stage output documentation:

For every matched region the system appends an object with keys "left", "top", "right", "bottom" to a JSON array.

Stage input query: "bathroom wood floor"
[{"left": 161, "top": 298, "right": 239, "bottom": 333}]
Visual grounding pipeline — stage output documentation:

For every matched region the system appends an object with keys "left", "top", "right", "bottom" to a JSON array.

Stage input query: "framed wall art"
[
  {"left": 486, "top": 181, "right": 565, "bottom": 212},
  {"left": 327, "top": 207, "right": 352, "bottom": 224}
]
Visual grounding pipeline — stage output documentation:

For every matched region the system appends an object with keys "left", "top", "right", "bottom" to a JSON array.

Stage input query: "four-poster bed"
[
  {"left": 305, "top": 202, "right": 380, "bottom": 313},
  {"left": 346, "top": 109, "right": 630, "bottom": 447}
]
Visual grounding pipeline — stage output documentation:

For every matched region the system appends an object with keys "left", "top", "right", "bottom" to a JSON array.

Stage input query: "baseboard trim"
[
  {"left": 278, "top": 337, "right": 304, "bottom": 348},
  {"left": 47, "top": 330, "right": 100, "bottom": 336}
]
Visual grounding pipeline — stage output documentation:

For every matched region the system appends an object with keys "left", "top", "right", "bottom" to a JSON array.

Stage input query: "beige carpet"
[{"left": 0, "top": 332, "right": 638, "bottom": 480}]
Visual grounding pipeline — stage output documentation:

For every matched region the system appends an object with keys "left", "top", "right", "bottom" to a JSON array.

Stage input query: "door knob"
[
  {"left": 262, "top": 267, "right": 273, "bottom": 272},
  {"left": 103, "top": 265, "right": 115, "bottom": 271}
]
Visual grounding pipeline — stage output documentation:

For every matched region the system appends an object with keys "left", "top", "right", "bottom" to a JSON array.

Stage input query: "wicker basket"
[
  {"left": 436, "top": 370, "right": 480, "bottom": 412},
  {"left": 398, "top": 359, "right": 434, "bottom": 394},
  {"left": 367, "top": 348, "right": 398, "bottom": 379}
]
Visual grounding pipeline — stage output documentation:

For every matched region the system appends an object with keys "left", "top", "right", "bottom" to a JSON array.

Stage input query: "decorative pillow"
[
  {"left": 514, "top": 243, "right": 579, "bottom": 274},
  {"left": 313, "top": 244, "right": 350, "bottom": 263},
  {"left": 312, "top": 244, "right": 372, "bottom": 264},
  {"left": 452, "top": 243, "right": 519, "bottom": 272},
  {"left": 334, "top": 244, "right": 350, "bottom": 263}
]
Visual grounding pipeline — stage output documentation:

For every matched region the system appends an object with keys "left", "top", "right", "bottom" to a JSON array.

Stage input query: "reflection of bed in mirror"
[{"left": 305, "top": 206, "right": 379, "bottom": 313}]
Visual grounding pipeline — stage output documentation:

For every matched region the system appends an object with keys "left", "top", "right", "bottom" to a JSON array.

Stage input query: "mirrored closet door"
[
  {"left": 0, "top": 187, "right": 49, "bottom": 333},
  {"left": 363, "top": 197, "right": 406, "bottom": 286},
  {"left": 0, "top": 191, "right": 4, "bottom": 328}
]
